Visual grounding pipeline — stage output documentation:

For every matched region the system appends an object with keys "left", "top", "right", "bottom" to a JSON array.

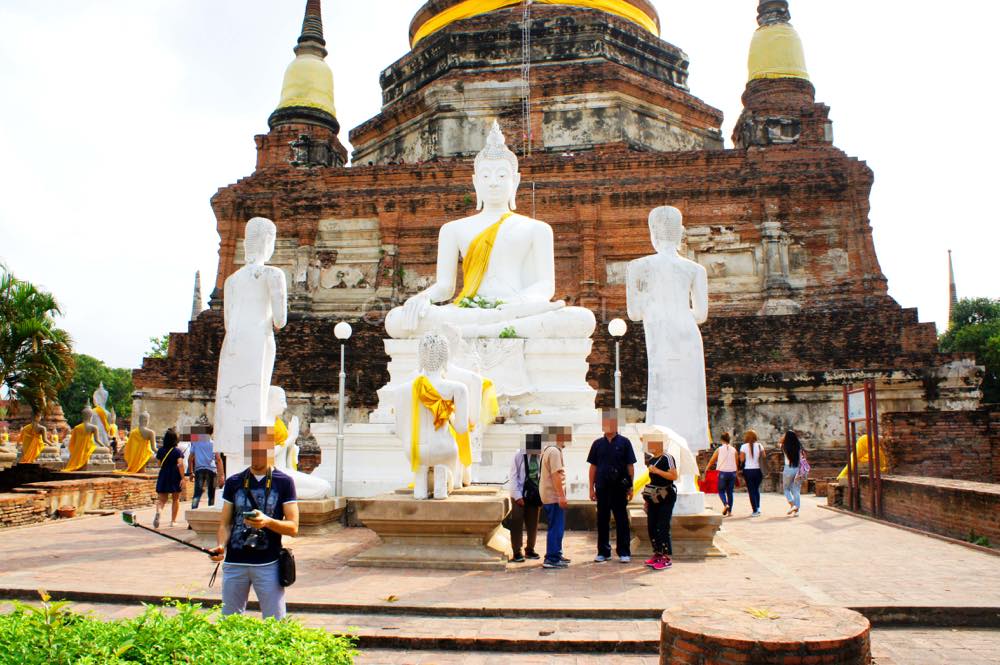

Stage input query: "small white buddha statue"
[
  {"left": 384, "top": 121, "right": 595, "bottom": 340},
  {"left": 265, "top": 386, "right": 332, "bottom": 500},
  {"left": 90, "top": 383, "right": 113, "bottom": 447},
  {"left": 396, "top": 333, "right": 470, "bottom": 500},
  {"left": 214, "top": 217, "right": 288, "bottom": 473},
  {"left": 626, "top": 206, "right": 710, "bottom": 452}
]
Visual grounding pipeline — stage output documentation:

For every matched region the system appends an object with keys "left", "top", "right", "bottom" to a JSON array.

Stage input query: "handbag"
[
  {"left": 521, "top": 454, "right": 543, "bottom": 507},
  {"left": 795, "top": 450, "right": 811, "bottom": 482}
]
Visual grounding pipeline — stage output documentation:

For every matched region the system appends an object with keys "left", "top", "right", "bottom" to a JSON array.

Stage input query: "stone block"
[
  {"left": 629, "top": 507, "right": 725, "bottom": 559},
  {"left": 297, "top": 496, "right": 347, "bottom": 536},
  {"left": 350, "top": 491, "right": 512, "bottom": 570}
]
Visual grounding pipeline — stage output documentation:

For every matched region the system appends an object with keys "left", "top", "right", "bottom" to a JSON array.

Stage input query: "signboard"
[{"left": 847, "top": 390, "right": 867, "bottom": 422}]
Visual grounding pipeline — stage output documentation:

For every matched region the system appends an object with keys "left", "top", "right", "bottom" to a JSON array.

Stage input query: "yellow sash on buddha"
[
  {"left": 273, "top": 417, "right": 297, "bottom": 471},
  {"left": 481, "top": 379, "right": 500, "bottom": 425},
  {"left": 453, "top": 212, "right": 513, "bottom": 304},
  {"left": 411, "top": 376, "right": 456, "bottom": 472},
  {"left": 63, "top": 424, "right": 96, "bottom": 472},
  {"left": 119, "top": 429, "right": 154, "bottom": 474},
  {"left": 93, "top": 406, "right": 112, "bottom": 437},
  {"left": 19, "top": 424, "right": 45, "bottom": 464}
]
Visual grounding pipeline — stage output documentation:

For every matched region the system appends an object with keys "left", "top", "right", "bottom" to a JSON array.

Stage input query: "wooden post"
[
  {"left": 870, "top": 381, "right": 883, "bottom": 518},
  {"left": 842, "top": 385, "right": 855, "bottom": 511}
]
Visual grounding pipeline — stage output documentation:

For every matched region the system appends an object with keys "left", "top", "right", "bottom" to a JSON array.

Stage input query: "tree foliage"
[
  {"left": 940, "top": 297, "right": 1000, "bottom": 404},
  {"left": 57, "top": 354, "right": 134, "bottom": 427},
  {"left": 0, "top": 265, "right": 75, "bottom": 418},
  {"left": 147, "top": 334, "right": 170, "bottom": 359}
]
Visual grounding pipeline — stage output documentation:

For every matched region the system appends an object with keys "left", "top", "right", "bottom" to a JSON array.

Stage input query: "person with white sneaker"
[{"left": 540, "top": 426, "right": 571, "bottom": 569}]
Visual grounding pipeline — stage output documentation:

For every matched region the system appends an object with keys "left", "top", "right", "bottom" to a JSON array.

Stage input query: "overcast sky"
[{"left": 1, "top": 1, "right": 996, "bottom": 370}]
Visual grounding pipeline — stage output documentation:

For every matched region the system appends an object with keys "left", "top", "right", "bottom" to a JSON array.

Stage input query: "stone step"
[{"left": 43, "top": 601, "right": 661, "bottom": 654}]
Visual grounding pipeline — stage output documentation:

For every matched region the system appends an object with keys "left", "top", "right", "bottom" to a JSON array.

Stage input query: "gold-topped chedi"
[
  {"left": 409, "top": 0, "right": 661, "bottom": 46},
  {"left": 268, "top": 0, "right": 338, "bottom": 132},
  {"left": 748, "top": 0, "right": 809, "bottom": 81}
]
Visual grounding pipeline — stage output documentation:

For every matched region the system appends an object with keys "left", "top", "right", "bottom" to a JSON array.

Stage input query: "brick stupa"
[{"left": 134, "top": 0, "right": 981, "bottom": 449}]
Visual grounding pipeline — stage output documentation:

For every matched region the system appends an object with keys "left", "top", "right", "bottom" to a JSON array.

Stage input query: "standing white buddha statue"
[
  {"left": 384, "top": 121, "right": 595, "bottom": 340},
  {"left": 265, "top": 386, "right": 332, "bottom": 500},
  {"left": 213, "top": 217, "right": 288, "bottom": 474},
  {"left": 626, "top": 206, "right": 710, "bottom": 452},
  {"left": 395, "top": 333, "right": 470, "bottom": 500}
]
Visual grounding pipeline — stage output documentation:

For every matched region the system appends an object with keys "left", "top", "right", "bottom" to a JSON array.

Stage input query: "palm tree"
[{"left": 0, "top": 265, "right": 75, "bottom": 418}]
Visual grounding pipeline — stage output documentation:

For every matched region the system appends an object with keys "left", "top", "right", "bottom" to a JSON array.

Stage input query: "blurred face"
[
  {"left": 474, "top": 159, "right": 519, "bottom": 209},
  {"left": 602, "top": 410, "right": 619, "bottom": 437},
  {"left": 644, "top": 438, "right": 664, "bottom": 457},
  {"left": 244, "top": 427, "right": 276, "bottom": 470}
]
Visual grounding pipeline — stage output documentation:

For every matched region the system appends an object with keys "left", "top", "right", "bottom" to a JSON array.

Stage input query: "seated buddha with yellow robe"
[{"left": 384, "top": 121, "right": 595, "bottom": 340}]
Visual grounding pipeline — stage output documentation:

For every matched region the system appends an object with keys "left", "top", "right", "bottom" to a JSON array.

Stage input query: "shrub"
[{"left": 0, "top": 593, "right": 356, "bottom": 665}]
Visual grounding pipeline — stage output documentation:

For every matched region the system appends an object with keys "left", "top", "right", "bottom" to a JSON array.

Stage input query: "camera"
[{"left": 243, "top": 528, "right": 269, "bottom": 551}]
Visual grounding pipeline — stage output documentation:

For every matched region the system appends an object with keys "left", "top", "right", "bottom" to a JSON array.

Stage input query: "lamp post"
[
  {"left": 608, "top": 318, "right": 627, "bottom": 410},
  {"left": 334, "top": 321, "right": 352, "bottom": 496}
]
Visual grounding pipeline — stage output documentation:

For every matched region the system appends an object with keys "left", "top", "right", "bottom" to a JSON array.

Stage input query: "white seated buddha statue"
[
  {"left": 265, "top": 386, "right": 332, "bottom": 500},
  {"left": 384, "top": 121, "right": 595, "bottom": 340}
]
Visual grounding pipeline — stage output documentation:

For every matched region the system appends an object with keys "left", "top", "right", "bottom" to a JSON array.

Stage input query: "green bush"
[{"left": 0, "top": 594, "right": 356, "bottom": 665}]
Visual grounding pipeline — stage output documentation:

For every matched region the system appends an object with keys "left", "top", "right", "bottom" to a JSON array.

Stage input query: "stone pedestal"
[
  {"left": 351, "top": 489, "right": 512, "bottom": 570},
  {"left": 298, "top": 497, "right": 346, "bottom": 536},
  {"left": 0, "top": 444, "right": 16, "bottom": 471},
  {"left": 629, "top": 507, "right": 725, "bottom": 559},
  {"left": 87, "top": 446, "right": 116, "bottom": 472},
  {"left": 35, "top": 444, "right": 64, "bottom": 469},
  {"left": 660, "top": 600, "right": 871, "bottom": 665},
  {"left": 186, "top": 497, "right": 345, "bottom": 545}
]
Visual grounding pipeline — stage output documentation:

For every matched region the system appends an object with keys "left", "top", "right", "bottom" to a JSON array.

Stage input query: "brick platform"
[{"left": 660, "top": 600, "right": 871, "bottom": 665}]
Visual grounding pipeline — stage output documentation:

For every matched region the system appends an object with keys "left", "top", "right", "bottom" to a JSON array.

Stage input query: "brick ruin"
[{"left": 133, "top": 0, "right": 982, "bottom": 450}]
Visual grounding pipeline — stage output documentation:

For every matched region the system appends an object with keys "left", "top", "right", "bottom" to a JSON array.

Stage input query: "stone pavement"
[{"left": 1, "top": 493, "right": 997, "bottom": 613}]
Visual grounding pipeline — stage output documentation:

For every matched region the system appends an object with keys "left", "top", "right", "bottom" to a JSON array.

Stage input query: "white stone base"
[{"left": 674, "top": 491, "right": 706, "bottom": 516}]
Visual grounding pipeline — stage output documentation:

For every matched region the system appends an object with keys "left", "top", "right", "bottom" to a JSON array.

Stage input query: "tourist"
[
  {"left": 641, "top": 432, "right": 678, "bottom": 571},
  {"left": 704, "top": 432, "right": 738, "bottom": 516},
  {"left": 188, "top": 425, "right": 223, "bottom": 510},
  {"left": 507, "top": 432, "right": 543, "bottom": 563},
  {"left": 209, "top": 425, "right": 298, "bottom": 619},
  {"left": 153, "top": 429, "right": 185, "bottom": 528},
  {"left": 739, "top": 430, "right": 765, "bottom": 517},
  {"left": 781, "top": 430, "right": 804, "bottom": 517},
  {"left": 540, "top": 426, "right": 570, "bottom": 569},
  {"left": 587, "top": 409, "right": 636, "bottom": 563}
]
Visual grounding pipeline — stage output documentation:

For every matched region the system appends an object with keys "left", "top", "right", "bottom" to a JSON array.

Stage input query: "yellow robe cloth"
[
  {"left": 411, "top": 376, "right": 456, "bottom": 472},
  {"left": 119, "top": 429, "right": 154, "bottom": 474},
  {"left": 18, "top": 424, "right": 45, "bottom": 464},
  {"left": 837, "top": 435, "right": 890, "bottom": 480},
  {"left": 273, "top": 417, "right": 297, "bottom": 471},
  {"left": 453, "top": 212, "right": 513, "bottom": 304},
  {"left": 63, "top": 424, "right": 97, "bottom": 472},
  {"left": 411, "top": 0, "right": 659, "bottom": 46},
  {"left": 93, "top": 406, "right": 112, "bottom": 438}
]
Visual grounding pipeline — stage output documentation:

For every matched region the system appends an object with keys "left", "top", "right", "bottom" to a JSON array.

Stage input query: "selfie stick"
[{"left": 122, "top": 511, "right": 216, "bottom": 555}]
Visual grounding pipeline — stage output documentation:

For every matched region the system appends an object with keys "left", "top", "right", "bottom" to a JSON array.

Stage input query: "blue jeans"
[
  {"left": 717, "top": 471, "right": 737, "bottom": 509},
  {"left": 221, "top": 561, "right": 286, "bottom": 619},
  {"left": 542, "top": 503, "right": 565, "bottom": 564},
  {"left": 743, "top": 468, "right": 763, "bottom": 513},
  {"left": 783, "top": 466, "right": 801, "bottom": 509}
]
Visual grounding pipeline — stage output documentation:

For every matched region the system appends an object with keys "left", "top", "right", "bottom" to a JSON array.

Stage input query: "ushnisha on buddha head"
[
  {"left": 648, "top": 206, "right": 684, "bottom": 253},
  {"left": 245, "top": 217, "right": 277, "bottom": 265},
  {"left": 473, "top": 121, "right": 521, "bottom": 212}
]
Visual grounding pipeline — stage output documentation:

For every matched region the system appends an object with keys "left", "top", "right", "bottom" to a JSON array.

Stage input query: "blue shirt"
[
  {"left": 222, "top": 468, "right": 297, "bottom": 565},
  {"left": 190, "top": 439, "right": 217, "bottom": 472},
  {"left": 587, "top": 434, "right": 637, "bottom": 491}
]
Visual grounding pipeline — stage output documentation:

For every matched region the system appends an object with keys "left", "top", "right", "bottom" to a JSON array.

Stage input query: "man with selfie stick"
[{"left": 209, "top": 425, "right": 299, "bottom": 619}]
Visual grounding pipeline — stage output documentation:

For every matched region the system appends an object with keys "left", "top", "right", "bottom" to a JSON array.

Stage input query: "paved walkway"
[{"left": 1, "top": 493, "right": 996, "bottom": 612}]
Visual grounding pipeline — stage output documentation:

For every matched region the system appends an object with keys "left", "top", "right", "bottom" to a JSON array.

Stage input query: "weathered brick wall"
[
  {"left": 0, "top": 492, "right": 47, "bottom": 528},
  {"left": 0, "top": 476, "right": 193, "bottom": 529},
  {"left": 848, "top": 474, "right": 1000, "bottom": 547},
  {"left": 882, "top": 408, "right": 1000, "bottom": 483}
]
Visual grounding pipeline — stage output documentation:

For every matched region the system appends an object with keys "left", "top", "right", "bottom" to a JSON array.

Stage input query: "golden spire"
[
  {"left": 269, "top": 0, "right": 338, "bottom": 131},
  {"left": 747, "top": 0, "right": 809, "bottom": 82}
]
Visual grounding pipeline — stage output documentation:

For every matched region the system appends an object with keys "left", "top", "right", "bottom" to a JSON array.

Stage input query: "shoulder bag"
[{"left": 521, "top": 454, "right": 543, "bottom": 507}]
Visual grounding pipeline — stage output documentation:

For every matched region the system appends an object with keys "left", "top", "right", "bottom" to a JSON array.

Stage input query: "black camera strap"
[{"left": 242, "top": 467, "right": 273, "bottom": 516}]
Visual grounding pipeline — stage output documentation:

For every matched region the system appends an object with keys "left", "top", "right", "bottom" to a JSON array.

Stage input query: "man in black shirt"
[
  {"left": 209, "top": 425, "right": 299, "bottom": 619},
  {"left": 587, "top": 409, "right": 636, "bottom": 563}
]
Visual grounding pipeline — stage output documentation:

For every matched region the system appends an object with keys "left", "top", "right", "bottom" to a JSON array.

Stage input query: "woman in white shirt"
[
  {"left": 739, "top": 430, "right": 765, "bottom": 517},
  {"left": 705, "top": 433, "right": 739, "bottom": 516}
]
